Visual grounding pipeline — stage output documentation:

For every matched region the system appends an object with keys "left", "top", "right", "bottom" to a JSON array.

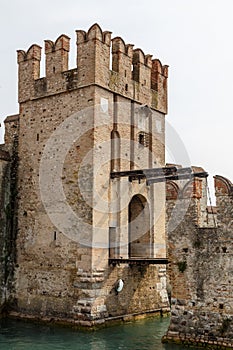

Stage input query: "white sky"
[{"left": 1, "top": 0, "right": 233, "bottom": 198}]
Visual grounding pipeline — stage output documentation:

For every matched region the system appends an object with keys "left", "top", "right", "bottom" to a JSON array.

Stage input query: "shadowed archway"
[{"left": 128, "top": 194, "right": 151, "bottom": 258}]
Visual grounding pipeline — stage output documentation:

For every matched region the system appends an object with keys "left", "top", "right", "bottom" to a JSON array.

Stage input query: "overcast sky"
[{"left": 1, "top": 0, "right": 233, "bottom": 198}]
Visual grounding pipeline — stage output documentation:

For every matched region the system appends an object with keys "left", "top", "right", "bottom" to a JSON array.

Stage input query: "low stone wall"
[
  {"left": 163, "top": 298, "right": 233, "bottom": 349},
  {"left": 9, "top": 262, "right": 169, "bottom": 326}
]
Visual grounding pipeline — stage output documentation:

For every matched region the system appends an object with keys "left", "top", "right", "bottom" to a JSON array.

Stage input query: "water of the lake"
[{"left": 0, "top": 316, "right": 200, "bottom": 350}]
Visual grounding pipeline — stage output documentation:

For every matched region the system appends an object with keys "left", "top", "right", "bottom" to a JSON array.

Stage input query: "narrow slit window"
[{"left": 139, "top": 133, "right": 144, "bottom": 145}]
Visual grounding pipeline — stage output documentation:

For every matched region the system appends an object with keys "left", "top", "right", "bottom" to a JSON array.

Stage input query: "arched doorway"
[{"left": 128, "top": 194, "right": 151, "bottom": 258}]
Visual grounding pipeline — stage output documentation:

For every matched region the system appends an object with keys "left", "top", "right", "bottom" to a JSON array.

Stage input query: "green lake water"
[{"left": 0, "top": 316, "right": 200, "bottom": 350}]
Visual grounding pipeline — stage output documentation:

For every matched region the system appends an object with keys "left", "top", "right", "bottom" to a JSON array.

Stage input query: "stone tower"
[{"left": 2, "top": 24, "right": 170, "bottom": 325}]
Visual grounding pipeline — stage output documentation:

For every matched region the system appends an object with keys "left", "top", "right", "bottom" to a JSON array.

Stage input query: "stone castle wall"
[
  {"left": 163, "top": 174, "right": 233, "bottom": 348},
  {"left": 17, "top": 24, "right": 168, "bottom": 113},
  {"left": 0, "top": 23, "right": 170, "bottom": 325},
  {"left": 0, "top": 23, "right": 233, "bottom": 346},
  {"left": 0, "top": 115, "right": 19, "bottom": 312}
]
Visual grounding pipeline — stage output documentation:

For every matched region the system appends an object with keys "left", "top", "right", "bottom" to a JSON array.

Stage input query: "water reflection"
[{"left": 0, "top": 317, "right": 199, "bottom": 350}]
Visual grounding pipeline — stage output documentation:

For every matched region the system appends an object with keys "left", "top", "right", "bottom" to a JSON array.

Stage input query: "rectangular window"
[{"left": 138, "top": 132, "right": 149, "bottom": 147}]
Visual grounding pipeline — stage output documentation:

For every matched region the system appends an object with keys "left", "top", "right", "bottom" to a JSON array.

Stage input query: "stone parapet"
[{"left": 17, "top": 24, "right": 168, "bottom": 113}]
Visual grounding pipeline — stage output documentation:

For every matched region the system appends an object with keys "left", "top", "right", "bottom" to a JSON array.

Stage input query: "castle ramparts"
[
  {"left": 0, "top": 23, "right": 233, "bottom": 349},
  {"left": 163, "top": 171, "right": 233, "bottom": 348},
  {"left": 0, "top": 24, "right": 170, "bottom": 327},
  {"left": 17, "top": 23, "right": 168, "bottom": 113}
]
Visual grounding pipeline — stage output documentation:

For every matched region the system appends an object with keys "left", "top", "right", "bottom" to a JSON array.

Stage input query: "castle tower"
[{"left": 11, "top": 23, "right": 169, "bottom": 325}]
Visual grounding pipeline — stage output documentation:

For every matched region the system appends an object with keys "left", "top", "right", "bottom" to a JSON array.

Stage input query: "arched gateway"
[{"left": 128, "top": 194, "right": 151, "bottom": 258}]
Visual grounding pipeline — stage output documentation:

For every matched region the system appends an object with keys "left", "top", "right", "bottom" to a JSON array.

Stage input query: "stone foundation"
[
  {"left": 163, "top": 298, "right": 233, "bottom": 349},
  {"left": 8, "top": 263, "right": 169, "bottom": 326}
]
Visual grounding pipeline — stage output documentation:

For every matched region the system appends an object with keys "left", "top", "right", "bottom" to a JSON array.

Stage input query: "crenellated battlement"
[
  {"left": 112, "top": 37, "right": 134, "bottom": 56},
  {"left": 17, "top": 45, "right": 42, "bottom": 102},
  {"left": 17, "top": 23, "right": 168, "bottom": 113},
  {"left": 166, "top": 177, "right": 203, "bottom": 201},
  {"left": 44, "top": 35, "right": 70, "bottom": 77},
  {"left": 166, "top": 167, "right": 233, "bottom": 231},
  {"left": 17, "top": 44, "right": 42, "bottom": 63},
  {"left": 44, "top": 35, "right": 70, "bottom": 53},
  {"left": 112, "top": 37, "right": 134, "bottom": 78},
  {"left": 76, "top": 23, "right": 111, "bottom": 45},
  {"left": 214, "top": 175, "right": 233, "bottom": 197},
  {"left": 165, "top": 165, "right": 216, "bottom": 228}
]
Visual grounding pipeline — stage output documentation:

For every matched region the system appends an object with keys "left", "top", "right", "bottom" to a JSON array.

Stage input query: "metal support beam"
[
  {"left": 110, "top": 166, "right": 177, "bottom": 179},
  {"left": 110, "top": 167, "right": 208, "bottom": 185},
  {"left": 109, "top": 258, "right": 169, "bottom": 266},
  {"left": 147, "top": 171, "right": 209, "bottom": 185}
]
